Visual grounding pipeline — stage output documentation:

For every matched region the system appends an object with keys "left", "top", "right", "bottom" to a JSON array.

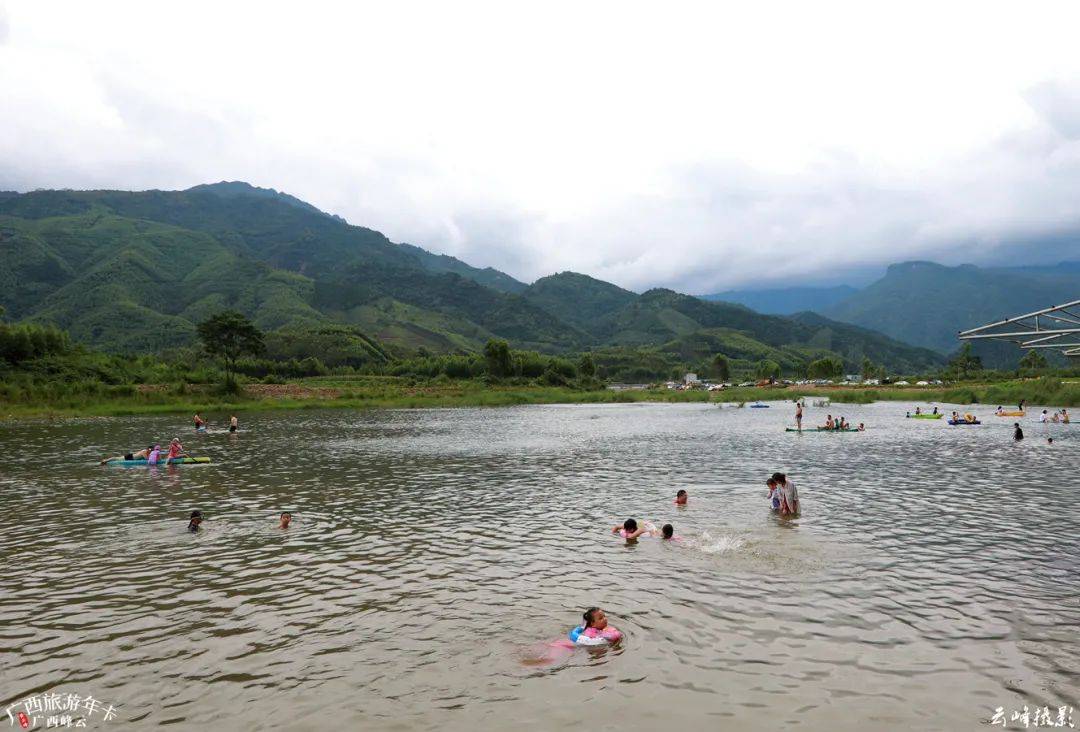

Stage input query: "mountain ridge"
[{"left": 0, "top": 183, "right": 943, "bottom": 373}]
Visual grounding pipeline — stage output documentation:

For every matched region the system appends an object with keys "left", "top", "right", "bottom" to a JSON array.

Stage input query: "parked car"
[
  {"left": 895, "top": 380, "right": 910, "bottom": 386},
  {"left": 738, "top": 381, "right": 755, "bottom": 387},
  {"left": 916, "top": 380, "right": 929, "bottom": 386}
]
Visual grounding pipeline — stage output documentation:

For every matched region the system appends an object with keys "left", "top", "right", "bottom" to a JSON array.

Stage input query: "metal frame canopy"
[{"left": 958, "top": 299, "right": 1080, "bottom": 355}]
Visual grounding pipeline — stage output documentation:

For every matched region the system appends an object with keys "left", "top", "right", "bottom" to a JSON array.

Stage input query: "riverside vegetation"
[{"left": 3, "top": 310, "right": 1079, "bottom": 419}]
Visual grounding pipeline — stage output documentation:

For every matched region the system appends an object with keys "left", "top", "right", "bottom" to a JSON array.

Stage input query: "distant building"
[{"left": 684, "top": 372, "right": 699, "bottom": 384}]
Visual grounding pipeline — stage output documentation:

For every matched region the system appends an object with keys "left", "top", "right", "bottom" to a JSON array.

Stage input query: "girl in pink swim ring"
[
  {"left": 612, "top": 518, "right": 649, "bottom": 541},
  {"left": 569, "top": 607, "right": 623, "bottom": 645}
]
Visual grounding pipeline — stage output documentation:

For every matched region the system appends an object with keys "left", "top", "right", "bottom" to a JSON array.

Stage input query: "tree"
[
  {"left": 712, "top": 353, "right": 731, "bottom": 382},
  {"left": 197, "top": 311, "right": 265, "bottom": 386},
  {"left": 860, "top": 356, "right": 876, "bottom": 381},
  {"left": 948, "top": 342, "right": 982, "bottom": 380},
  {"left": 755, "top": 359, "right": 781, "bottom": 381},
  {"left": 807, "top": 357, "right": 843, "bottom": 380},
  {"left": 483, "top": 338, "right": 512, "bottom": 378},
  {"left": 577, "top": 352, "right": 596, "bottom": 378},
  {"left": 1018, "top": 350, "right": 1048, "bottom": 372}
]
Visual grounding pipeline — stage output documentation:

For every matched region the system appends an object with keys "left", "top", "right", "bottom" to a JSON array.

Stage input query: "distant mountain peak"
[{"left": 186, "top": 181, "right": 344, "bottom": 221}]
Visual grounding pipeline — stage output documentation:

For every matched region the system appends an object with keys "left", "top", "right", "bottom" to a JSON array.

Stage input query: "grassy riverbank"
[{"left": 3, "top": 375, "right": 1080, "bottom": 421}]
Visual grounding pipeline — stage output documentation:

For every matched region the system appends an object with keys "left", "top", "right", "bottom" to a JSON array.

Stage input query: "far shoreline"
[{"left": 3, "top": 378, "right": 1075, "bottom": 422}]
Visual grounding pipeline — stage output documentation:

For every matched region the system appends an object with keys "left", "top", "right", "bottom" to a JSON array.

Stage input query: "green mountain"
[
  {"left": 0, "top": 183, "right": 945, "bottom": 373},
  {"left": 522, "top": 272, "right": 638, "bottom": 331},
  {"left": 0, "top": 184, "right": 574, "bottom": 354},
  {"left": 821, "top": 261, "right": 1080, "bottom": 358}
]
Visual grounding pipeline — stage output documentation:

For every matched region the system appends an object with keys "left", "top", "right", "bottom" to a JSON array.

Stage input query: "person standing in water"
[
  {"left": 766, "top": 477, "right": 782, "bottom": 511},
  {"left": 675, "top": 489, "right": 688, "bottom": 505},
  {"left": 795, "top": 401, "right": 803, "bottom": 431},
  {"left": 194, "top": 413, "right": 206, "bottom": 431},
  {"left": 279, "top": 512, "right": 292, "bottom": 529},
  {"left": 773, "top": 472, "right": 799, "bottom": 515},
  {"left": 1014, "top": 423, "right": 1024, "bottom": 441},
  {"left": 229, "top": 415, "right": 238, "bottom": 433},
  {"left": 188, "top": 510, "right": 203, "bottom": 532}
]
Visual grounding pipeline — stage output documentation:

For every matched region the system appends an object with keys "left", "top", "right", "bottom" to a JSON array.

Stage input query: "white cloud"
[{"left": 3, "top": 0, "right": 1080, "bottom": 291}]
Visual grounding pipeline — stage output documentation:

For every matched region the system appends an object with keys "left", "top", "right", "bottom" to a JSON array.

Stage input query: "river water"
[{"left": 1, "top": 401, "right": 1077, "bottom": 730}]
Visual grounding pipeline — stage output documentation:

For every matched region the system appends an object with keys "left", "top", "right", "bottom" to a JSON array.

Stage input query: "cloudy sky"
[{"left": 3, "top": 1, "right": 1080, "bottom": 293}]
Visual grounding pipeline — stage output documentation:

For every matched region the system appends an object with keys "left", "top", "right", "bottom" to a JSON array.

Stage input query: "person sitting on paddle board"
[
  {"left": 165, "top": 438, "right": 190, "bottom": 464},
  {"left": 100, "top": 445, "right": 153, "bottom": 465},
  {"left": 995, "top": 406, "right": 1004, "bottom": 415},
  {"left": 612, "top": 518, "right": 649, "bottom": 542},
  {"left": 839, "top": 417, "right": 849, "bottom": 430},
  {"left": 675, "top": 489, "right": 688, "bottom": 506},
  {"left": 932, "top": 406, "right": 939, "bottom": 415},
  {"left": 194, "top": 413, "right": 206, "bottom": 431},
  {"left": 822, "top": 414, "right": 834, "bottom": 430},
  {"left": 914, "top": 406, "right": 922, "bottom": 415}
]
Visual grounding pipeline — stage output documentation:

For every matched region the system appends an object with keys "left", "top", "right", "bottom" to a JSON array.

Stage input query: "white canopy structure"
[{"left": 958, "top": 299, "right": 1080, "bottom": 356}]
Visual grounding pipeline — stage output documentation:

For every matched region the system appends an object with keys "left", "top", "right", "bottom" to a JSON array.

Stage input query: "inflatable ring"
[{"left": 568, "top": 625, "right": 623, "bottom": 645}]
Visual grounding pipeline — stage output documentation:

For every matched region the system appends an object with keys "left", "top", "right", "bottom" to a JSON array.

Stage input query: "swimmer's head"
[
  {"left": 280, "top": 512, "right": 292, "bottom": 528},
  {"left": 1048, "top": 437, "right": 1054, "bottom": 444},
  {"left": 675, "top": 490, "right": 687, "bottom": 504},
  {"left": 662, "top": 524, "right": 674, "bottom": 539},
  {"left": 583, "top": 607, "right": 607, "bottom": 630},
  {"left": 188, "top": 510, "right": 203, "bottom": 528},
  {"left": 623, "top": 518, "right": 638, "bottom": 533}
]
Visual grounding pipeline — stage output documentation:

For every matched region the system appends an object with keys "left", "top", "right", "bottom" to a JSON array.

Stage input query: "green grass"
[{"left": 6, "top": 376, "right": 1080, "bottom": 421}]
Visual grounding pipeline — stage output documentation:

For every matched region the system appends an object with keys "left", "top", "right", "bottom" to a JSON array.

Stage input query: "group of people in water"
[
  {"left": 611, "top": 489, "right": 689, "bottom": 543},
  {"left": 187, "top": 510, "right": 292, "bottom": 533},
  {"left": 193, "top": 412, "right": 239, "bottom": 432}
]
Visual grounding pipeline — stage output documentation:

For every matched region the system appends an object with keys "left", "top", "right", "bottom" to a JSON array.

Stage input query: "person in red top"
[{"left": 166, "top": 437, "right": 190, "bottom": 464}]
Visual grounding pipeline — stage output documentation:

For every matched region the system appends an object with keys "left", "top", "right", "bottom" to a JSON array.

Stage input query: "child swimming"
[
  {"left": 612, "top": 519, "right": 649, "bottom": 541},
  {"left": 573, "top": 607, "right": 623, "bottom": 645},
  {"left": 675, "top": 489, "right": 688, "bottom": 505},
  {"left": 661, "top": 524, "right": 680, "bottom": 541},
  {"left": 279, "top": 512, "right": 292, "bottom": 529}
]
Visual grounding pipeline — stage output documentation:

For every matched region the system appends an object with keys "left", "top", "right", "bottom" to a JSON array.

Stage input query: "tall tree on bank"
[
  {"left": 197, "top": 311, "right": 265, "bottom": 387},
  {"left": 948, "top": 342, "right": 982, "bottom": 380},
  {"left": 755, "top": 359, "right": 781, "bottom": 381},
  {"left": 483, "top": 338, "right": 512, "bottom": 378},
  {"left": 807, "top": 357, "right": 843, "bottom": 380},
  {"left": 1018, "top": 350, "right": 1048, "bottom": 372},
  {"left": 712, "top": 353, "right": 731, "bottom": 382}
]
